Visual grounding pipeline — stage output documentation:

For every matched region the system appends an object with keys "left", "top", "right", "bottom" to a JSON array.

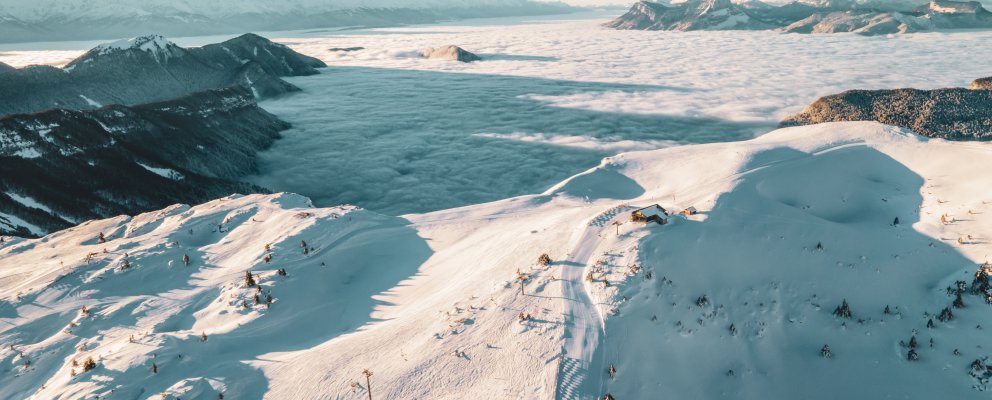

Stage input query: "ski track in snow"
[{"left": 557, "top": 220, "right": 606, "bottom": 400}]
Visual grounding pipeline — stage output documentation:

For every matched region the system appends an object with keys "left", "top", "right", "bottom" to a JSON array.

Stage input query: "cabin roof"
[{"left": 633, "top": 204, "right": 667, "bottom": 216}]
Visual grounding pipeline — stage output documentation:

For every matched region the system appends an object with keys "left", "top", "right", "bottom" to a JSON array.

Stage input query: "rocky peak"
[
  {"left": 927, "top": 0, "right": 986, "bottom": 13},
  {"left": 971, "top": 76, "right": 992, "bottom": 90}
]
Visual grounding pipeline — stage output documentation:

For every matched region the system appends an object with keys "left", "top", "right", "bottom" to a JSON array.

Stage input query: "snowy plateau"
[{"left": 2, "top": 9, "right": 992, "bottom": 400}]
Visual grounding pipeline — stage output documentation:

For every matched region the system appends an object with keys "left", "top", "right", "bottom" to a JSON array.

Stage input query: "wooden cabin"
[
  {"left": 631, "top": 204, "right": 668, "bottom": 225},
  {"left": 680, "top": 206, "right": 697, "bottom": 216}
]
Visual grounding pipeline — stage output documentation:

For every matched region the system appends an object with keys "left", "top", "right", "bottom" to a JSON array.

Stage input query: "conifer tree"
[
  {"left": 954, "top": 292, "right": 965, "bottom": 308},
  {"left": 938, "top": 307, "right": 954, "bottom": 322},
  {"left": 832, "top": 299, "right": 852, "bottom": 319}
]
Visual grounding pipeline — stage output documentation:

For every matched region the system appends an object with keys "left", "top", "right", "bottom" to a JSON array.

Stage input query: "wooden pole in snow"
[{"left": 363, "top": 369, "right": 373, "bottom": 400}]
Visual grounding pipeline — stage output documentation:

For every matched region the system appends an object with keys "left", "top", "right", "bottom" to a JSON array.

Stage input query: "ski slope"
[{"left": 3, "top": 121, "right": 992, "bottom": 398}]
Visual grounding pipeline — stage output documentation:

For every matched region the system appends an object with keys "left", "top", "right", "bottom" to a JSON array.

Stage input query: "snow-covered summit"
[{"left": 94, "top": 34, "right": 178, "bottom": 56}]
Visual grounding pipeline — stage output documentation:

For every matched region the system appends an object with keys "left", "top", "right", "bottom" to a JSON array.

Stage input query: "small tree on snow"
[
  {"left": 938, "top": 307, "right": 954, "bottom": 322},
  {"left": 832, "top": 299, "right": 852, "bottom": 319},
  {"left": 821, "top": 344, "right": 832, "bottom": 359},
  {"left": 909, "top": 335, "right": 918, "bottom": 349},
  {"left": 907, "top": 348, "right": 919, "bottom": 362},
  {"left": 538, "top": 254, "right": 552, "bottom": 266},
  {"left": 244, "top": 271, "right": 256, "bottom": 287},
  {"left": 82, "top": 357, "right": 96, "bottom": 372},
  {"left": 182, "top": 254, "right": 190, "bottom": 266},
  {"left": 200, "top": 332, "right": 208, "bottom": 342},
  {"left": 151, "top": 363, "right": 158, "bottom": 374},
  {"left": 954, "top": 292, "right": 965, "bottom": 309}
]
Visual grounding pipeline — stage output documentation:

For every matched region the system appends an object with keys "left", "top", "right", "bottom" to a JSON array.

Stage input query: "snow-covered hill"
[{"left": 3, "top": 121, "right": 992, "bottom": 398}]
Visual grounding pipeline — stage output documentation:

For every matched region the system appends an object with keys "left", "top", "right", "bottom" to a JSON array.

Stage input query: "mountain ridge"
[
  {"left": 0, "top": 86, "right": 287, "bottom": 236},
  {"left": 606, "top": 0, "right": 992, "bottom": 34},
  {"left": 0, "top": 33, "right": 326, "bottom": 117}
]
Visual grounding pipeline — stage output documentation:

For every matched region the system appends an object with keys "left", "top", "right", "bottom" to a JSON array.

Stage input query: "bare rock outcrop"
[
  {"left": 421, "top": 45, "right": 482, "bottom": 62},
  {"left": 782, "top": 85, "right": 992, "bottom": 140},
  {"left": 970, "top": 77, "right": 992, "bottom": 90}
]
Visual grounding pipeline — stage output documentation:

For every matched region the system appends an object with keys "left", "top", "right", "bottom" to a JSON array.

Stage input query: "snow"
[
  {"left": 0, "top": 212, "right": 43, "bottom": 236},
  {"left": 0, "top": 129, "right": 42, "bottom": 159},
  {"left": 93, "top": 35, "right": 177, "bottom": 60},
  {"left": 136, "top": 161, "right": 185, "bottom": 181},
  {"left": 4, "top": 10, "right": 992, "bottom": 399},
  {"left": 78, "top": 94, "right": 101, "bottom": 107},
  {"left": 4, "top": 122, "right": 992, "bottom": 398},
  {"left": 4, "top": 191, "right": 53, "bottom": 214}
]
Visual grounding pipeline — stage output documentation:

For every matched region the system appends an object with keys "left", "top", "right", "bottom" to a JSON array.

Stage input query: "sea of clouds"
[
  {"left": 4, "top": 12, "right": 992, "bottom": 216},
  {"left": 248, "top": 13, "right": 992, "bottom": 215}
]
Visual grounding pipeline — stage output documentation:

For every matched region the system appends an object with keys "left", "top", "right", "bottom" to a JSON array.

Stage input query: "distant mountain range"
[
  {"left": 0, "top": 34, "right": 325, "bottom": 236},
  {"left": 0, "top": 34, "right": 325, "bottom": 116},
  {"left": 0, "top": 0, "right": 574, "bottom": 44},
  {"left": 607, "top": 0, "right": 992, "bottom": 34}
]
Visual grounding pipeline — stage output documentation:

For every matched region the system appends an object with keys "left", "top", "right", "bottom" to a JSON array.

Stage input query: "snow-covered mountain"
[
  {"left": 0, "top": 0, "right": 575, "bottom": 44},
  {"left": 0, "top": 33, "right": 326, "bottom": 117},
  {"left": 0, "top": 33, "right": 330, "bottom": 237},
  {"left": 606, "top": 0, "right": 992, "bottom": 34},
  {"left": 0, "top": 86, "right": 287, "bottom": 237},
  {"left": 3, "top": 121, "right": 992, "bottom": 398}
]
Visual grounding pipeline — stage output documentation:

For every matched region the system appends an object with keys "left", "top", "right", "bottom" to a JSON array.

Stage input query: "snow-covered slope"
[{"left": 3, "top": 122, "right": 992, "bottom": 398}]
